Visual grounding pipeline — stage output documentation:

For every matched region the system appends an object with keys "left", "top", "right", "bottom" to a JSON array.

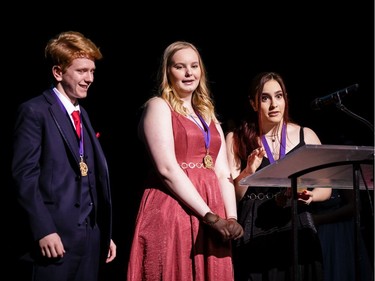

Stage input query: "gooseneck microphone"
[{"left": 310, "top": 84, "right": 359, "bottom": 110}]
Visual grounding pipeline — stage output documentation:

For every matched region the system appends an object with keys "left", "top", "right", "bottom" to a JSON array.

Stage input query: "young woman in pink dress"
[{"left": 127, "top": 41, "right": 243, "bottom": 281}]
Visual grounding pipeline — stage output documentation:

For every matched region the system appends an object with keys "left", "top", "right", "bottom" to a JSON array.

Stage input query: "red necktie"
[{"left": 71, "top": 110, "right": 81, "bottom": 138}]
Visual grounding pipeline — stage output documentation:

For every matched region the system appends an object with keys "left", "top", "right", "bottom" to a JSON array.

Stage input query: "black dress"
[
  {"left": 233, "top": 128, "right": 324, "bottom": 281},
  {"left": 310, "top": 189, "right": 374, "bottom": 281}
]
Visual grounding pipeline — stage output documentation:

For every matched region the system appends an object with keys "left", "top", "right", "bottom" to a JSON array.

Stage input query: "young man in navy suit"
[{"left": 11, "top": 31, "right": 116, "bottom": 281}]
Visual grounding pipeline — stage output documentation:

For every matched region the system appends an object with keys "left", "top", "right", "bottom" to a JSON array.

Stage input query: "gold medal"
[
  {"left": 79, "top": 158, "right": 88, "bottom": 176},
  {"left": 203, "top": 154, "right": 213, "bottom": 169},
  {"left": 191, "top": 112, "right": 213, "bottom": 169}
]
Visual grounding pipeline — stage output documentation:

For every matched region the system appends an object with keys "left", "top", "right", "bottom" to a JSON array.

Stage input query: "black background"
[{"left": 3, "top": 2, "right": 374, "bottom": 280}]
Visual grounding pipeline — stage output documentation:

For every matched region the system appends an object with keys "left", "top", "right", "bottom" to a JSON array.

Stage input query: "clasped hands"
[{"left": 203, "top": 212, "right": 244, "bottom": 241}]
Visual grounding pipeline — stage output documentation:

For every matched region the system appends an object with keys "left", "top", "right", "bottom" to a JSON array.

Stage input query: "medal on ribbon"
[
  {"left": 74, "top": 115, "right": 87, "bottom": 176},
  {"left": 193, "top": 112, "right": 214, "bottom": 169},
  {"left": 203, "top": 153, "right": 213, "bottom": 169},
  {"left": 79, "top": 156, "right": 88, "bottom": 176}
]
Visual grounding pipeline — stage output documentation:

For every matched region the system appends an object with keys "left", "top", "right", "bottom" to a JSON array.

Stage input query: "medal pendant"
[
  {"left": 79, "top": 159, "right": 88, "bottom": 176},
  {"left": 203, "top": 154, "right": 213, "bottom": 169}
]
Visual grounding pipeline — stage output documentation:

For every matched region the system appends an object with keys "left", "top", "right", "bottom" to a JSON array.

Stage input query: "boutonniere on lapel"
[{"left": 96, "top": 132, "right": 101, "bottom": 138}]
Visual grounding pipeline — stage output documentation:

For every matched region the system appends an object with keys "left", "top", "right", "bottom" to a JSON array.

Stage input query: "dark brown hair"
[{"left": 232, "top": 72, "right": 290, "bottom": 167}]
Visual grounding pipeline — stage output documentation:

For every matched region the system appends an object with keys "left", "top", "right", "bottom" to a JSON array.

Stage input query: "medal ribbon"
[
  {"left": 77, "top": 120, "right": 88, "bottom": 176},
  {"left": 191, "top": 112, "right": 211, "bottom": 153},
  {"left": 52, "top": 90, "right": 87, "bottom": 175},
  {"left": 78, "top": 124, "right": 84, "bottom": 158},
  {"left": 261, "top": 123, "right": 286, "bottom": 164}
]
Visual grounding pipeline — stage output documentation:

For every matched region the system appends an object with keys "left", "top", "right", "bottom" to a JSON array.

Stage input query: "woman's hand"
[
  {"left": 226, "top": 218, "right": 244, "bottom": 240},
  {"left": 245, "top": 147, "right": 266, "bottom": 174},
  {"left": 203, "top": 213, "right": 244, "bottom": 241},
  {"left": 297, "top": 189, "right": 313, "bottom": 205},
  {"left": 284, "top": 188, "right": 313, "bottom": 205}
]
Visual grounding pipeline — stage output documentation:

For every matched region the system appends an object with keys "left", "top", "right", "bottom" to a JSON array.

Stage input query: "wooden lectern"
[{"left": 240, "top": 144, "right": 374, "bottom": 281}]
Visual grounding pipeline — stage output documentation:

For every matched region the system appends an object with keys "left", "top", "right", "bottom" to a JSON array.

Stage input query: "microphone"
[{"left": 310, "top": 83, "right": 359, "bottom": 110}]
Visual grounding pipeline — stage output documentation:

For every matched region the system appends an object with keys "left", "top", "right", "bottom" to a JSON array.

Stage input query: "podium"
[{"left": 240, "top": 144, "right": 374, "bottom": 281}]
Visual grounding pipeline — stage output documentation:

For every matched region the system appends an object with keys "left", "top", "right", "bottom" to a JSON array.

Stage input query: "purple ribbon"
[
  {"left": 191, "top": 112, "right": 211, "bottom": 152},
  {"left": 261, "top": 123, "right": 286, "bottom": 164}
]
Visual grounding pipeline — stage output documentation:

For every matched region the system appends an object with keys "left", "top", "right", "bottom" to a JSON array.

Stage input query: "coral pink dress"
[{"left": 127, "top": 108, "right": 234, "bottom": 281}]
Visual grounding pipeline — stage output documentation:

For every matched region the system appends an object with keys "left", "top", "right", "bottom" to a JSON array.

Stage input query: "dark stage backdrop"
[{"left": 4, "top": 2, "right": 374, "bottom": 280}]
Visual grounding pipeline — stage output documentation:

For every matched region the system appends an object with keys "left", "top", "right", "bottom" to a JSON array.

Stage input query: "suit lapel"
[{"left": 44, "top": 90, "right": 81, "bottom": 163}]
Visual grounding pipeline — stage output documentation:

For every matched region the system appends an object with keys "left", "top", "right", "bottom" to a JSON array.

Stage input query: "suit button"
[{"left": 74, "top": 202, "right": 80, "bottom": 208}]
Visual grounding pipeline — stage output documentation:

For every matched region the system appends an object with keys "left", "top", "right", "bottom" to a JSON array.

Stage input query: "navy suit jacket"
[{"left": 12, "top": 88, "right": 112, "bottom": 263}]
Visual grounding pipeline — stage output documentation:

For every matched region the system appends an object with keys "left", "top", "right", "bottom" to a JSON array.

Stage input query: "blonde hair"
[{"left": 157, "top": 41, "right": 218, "bottom": 123}]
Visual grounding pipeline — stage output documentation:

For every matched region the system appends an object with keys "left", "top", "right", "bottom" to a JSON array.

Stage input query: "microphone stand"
[
  {"left": 335, "top": 100, "right": 374, "bottom": 133},
  {"left": 334, "top": 98, "right": 374, "bottom": 280}
]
